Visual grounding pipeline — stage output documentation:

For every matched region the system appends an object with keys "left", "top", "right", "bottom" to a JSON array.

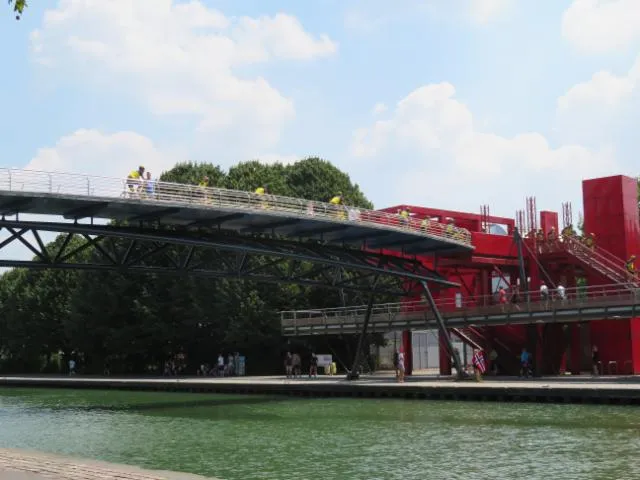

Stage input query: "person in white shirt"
[
  {"left": 540, "top": 282, "right": 549, "bottom": 307},
  {"left": 556, "top": 284, "right": 566, "bottom": 304},
  {"left": 217, "top": 354, "right": 225, "bottom": 376},
  {"left": 397, "top": 351, "right": 405, "bottom": 383}
]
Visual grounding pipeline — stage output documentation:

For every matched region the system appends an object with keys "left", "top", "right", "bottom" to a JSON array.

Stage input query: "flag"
[{"left": 473, "top": 351, "right": 486, "bottom": 374}]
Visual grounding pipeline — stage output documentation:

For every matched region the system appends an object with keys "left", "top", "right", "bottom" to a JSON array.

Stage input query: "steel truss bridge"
[
  {"left": 281, "top": 283, "right": 640, "bottom": 336},
  {"left": 0, "top": 168, "right": 474, "bottom": 378}
]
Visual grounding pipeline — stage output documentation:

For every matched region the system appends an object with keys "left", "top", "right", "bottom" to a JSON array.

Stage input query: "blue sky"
[{"left": 1, "top": 0, "right": 639, "bottom": 220}]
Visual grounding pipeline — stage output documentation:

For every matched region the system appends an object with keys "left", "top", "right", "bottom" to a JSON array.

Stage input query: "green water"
[{"left": 1, "top": 389, "right": 639, "bottom": 480}]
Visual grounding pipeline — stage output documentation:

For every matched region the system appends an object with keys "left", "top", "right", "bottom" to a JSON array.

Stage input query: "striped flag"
[{"left": 473, "top": 350, "right": 486, "bottom": 374}]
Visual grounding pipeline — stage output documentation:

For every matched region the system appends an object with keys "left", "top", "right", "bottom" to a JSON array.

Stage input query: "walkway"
[
  {"left": 281, "top": 282, "right": 640, "bottom": 335},
  {"left": 0, "top": 168, "right": 471, "bottom": 255},
  {"left": 0, "top": 449, "right": 217, "bottom": 480}
]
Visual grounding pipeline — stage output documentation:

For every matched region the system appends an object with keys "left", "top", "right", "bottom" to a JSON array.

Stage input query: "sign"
[{"left": 315, "top": 354, "right": 332, "bottom": 367}]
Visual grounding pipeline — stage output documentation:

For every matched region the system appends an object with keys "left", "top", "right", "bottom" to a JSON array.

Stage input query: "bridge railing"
[
  {"left": 280, "top": 283, "right": 640, "bottom": 328},
  {"left": 0, "top": 168, "right": 472, "bottom": 246}
]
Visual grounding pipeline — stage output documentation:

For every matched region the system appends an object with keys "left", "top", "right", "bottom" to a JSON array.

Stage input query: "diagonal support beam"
[
  {"left": 6, "top": 227, "right": 47, "bottom": 262},
  {"left": 420, "top": 280, "right": 465, "bottom": 380},
  {"left": 346, "top": 275, "right": 380, "bottom": 381}
]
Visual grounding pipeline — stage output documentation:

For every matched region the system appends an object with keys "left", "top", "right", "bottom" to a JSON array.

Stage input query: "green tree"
[
  {"left": 0, "top": 156, "right": 378, "bottom": 374},
  {"left": 285, "top": 157, "right": 373, "bottom": 208},
  {"left": 8, "top": 0, "right": 26, "bottom": 19}
]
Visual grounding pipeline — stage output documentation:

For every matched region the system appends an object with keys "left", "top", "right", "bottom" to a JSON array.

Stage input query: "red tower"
[{"left": 583, "top": 175, "right": 640, "bottom": 374}]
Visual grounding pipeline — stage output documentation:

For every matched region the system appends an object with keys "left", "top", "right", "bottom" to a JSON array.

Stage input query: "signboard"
[{"left": 315, "top": 354, "right": 332, "bottom": 367}]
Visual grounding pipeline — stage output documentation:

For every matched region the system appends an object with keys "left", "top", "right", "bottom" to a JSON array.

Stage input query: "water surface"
[{"left": 1, "top": 388, "right": 638, "bottom": 480}]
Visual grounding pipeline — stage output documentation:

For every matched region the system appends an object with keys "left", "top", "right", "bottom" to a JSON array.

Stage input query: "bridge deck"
[
  {"left": 0, "top": 169, "right": 472, "bottom": 256},
  {"left": 281, "top": 284, "right": 640, "bottom": 335}
]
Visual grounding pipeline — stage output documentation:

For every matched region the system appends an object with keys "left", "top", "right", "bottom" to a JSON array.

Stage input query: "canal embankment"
[{"left": 2, "top": 374, "right": 640, "bottom": 405}]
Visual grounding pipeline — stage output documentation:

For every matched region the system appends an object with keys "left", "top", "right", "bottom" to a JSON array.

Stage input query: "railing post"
[
  {"left": 86, "top": 177, "right": 90, "bottom": 196},
  {"left": 48, "top": 174, "right": 52, "bottom": 193},
  {"left": 8, "top": 170, "right": 11, "bottom": 191}
]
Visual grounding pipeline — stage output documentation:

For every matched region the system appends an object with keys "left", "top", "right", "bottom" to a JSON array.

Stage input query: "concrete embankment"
[
  {"left": 0, "top": 448, "right": 219, "bottom": 480},
  {"left": 2, "top": 374, "right": 640, "bottom": 405}
]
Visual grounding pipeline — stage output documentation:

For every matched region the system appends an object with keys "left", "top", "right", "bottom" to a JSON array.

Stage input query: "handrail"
[
  {"left": 280, "top": 282, "right": 638, "bottom": 322},
  {"left": 0, "top": 168, "right": 472, "bottom": 247},
  {"left": 561, "top": 236, "right": 637, "bottom": 283}
]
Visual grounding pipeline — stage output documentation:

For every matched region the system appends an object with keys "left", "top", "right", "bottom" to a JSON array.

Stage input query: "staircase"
[
  {"left": 452, "top": 326, "right": 522, "bottom": 375},
  {"left": 560, "top": 236, "right": 638, "bottom": 289}
]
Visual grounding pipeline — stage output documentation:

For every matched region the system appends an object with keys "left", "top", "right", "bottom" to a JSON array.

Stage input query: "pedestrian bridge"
[
  {"left": 0, "top": 168, "right": 472, "bottom": 256},
  {"left": 281, "top": 283, "right": 640, "bottom": 336}
]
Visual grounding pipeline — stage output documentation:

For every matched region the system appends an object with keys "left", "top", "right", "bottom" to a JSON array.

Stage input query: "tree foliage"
[
  {"left": 8, "top": 0, "right": 26, "bottom": 20},
  {"left": 0, "top": 157, "right": 378, "bottom": 374}
]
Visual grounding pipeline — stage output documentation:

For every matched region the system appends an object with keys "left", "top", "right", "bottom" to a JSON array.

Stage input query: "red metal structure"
[{"left": 380, "top": 174, "right": 640, "bottom": 376}]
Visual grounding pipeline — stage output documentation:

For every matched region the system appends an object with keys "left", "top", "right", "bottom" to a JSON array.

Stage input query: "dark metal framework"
[
  {"left": 0, "top": 220, "right": 457, "bottom": 296},
  {"left": 0, "top": 218, "right": 463, "bottom": 381}
]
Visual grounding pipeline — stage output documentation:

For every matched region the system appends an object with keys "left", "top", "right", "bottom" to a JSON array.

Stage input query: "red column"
[{"left": 402, "top": 330, "right": 413, "bottom": 375}]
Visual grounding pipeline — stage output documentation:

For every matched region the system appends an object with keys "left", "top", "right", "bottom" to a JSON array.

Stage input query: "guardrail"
[
  {"left": 0, "top": 168, "right": 472, "bottom": 246},
  {"left": 281, "top": 283, "right": 640, "bottom": 328}
]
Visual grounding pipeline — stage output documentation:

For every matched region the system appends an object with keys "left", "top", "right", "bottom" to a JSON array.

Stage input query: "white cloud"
[
  {"left": 25, "top": 129, "right": 178, "bottom": 179},
  {"left": 344, "top": 0, "right": 512, "bottom": 32},
  {"left": 562, "top": 0, "right": 640, "bottom": 53},
  {"left": 372, "top": 103, "right": 387, "bottom": 115},
  {"left": 350, "top": 83, "right": 616, "bottom": 217},
  {"left": 468, "top": 0, "right": 512, "bottom": 25},
  {"left": 555, "top": 56, "right": 640, "bottom": 144},
  {"left": 30, "top": 0, "right": 337, "bottom": 152}
]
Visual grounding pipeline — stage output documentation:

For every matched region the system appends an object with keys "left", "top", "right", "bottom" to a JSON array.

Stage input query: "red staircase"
[
  {"left": 558, "top": 236, "right": 638, "bottom": 288},
  {"left": 452, "top": 326, "right": 522, "bottom": 375}
]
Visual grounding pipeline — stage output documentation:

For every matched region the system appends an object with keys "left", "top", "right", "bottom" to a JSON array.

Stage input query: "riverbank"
[
  {"left": 2, "top": 374, "right": 640, "bottom": 405},
  {"left": 0, "top": 449, "right": 219, "bottom": 480}
]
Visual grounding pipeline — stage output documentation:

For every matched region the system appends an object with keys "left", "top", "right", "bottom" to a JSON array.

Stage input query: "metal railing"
[
  {"left": 547, "top": 236, "right": 638, "bottom": 285},
  {"left": 0, "top": 168, "right": 472, "bottom": 246},
  {"left": 281, "top": 283, "right": 640, "bottom": 328}
]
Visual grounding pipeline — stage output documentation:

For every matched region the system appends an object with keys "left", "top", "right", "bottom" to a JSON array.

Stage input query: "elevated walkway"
[
  {"left": 281, "top": 284, "right": 640, "bottom": 336},
  {"left": 0, "top": 169, "right": 472, "bottom": 256}
]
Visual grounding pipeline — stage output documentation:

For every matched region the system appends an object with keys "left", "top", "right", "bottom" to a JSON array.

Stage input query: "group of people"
[
  {"left": 284, "top": 351, "right": 320, "bottom": 379},
  {"left": 197, "top": 352, "right": 243, "bottom": 377},
  {"left": 126, "top": 165, "right": 155, "bottom": 198}
]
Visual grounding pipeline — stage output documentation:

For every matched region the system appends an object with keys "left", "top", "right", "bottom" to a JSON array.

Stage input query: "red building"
[{"left": 383, "top": 174, "right": 640, "bottom": 376}]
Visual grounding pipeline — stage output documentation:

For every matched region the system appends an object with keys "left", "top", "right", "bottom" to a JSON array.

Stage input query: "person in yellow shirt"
[
  {"left": 198, "top": 176, "right": 210, "bottom": 203},
  {"left": 255, "top": 185, "right": 269, "bottom": 208},
  {"left": 329, "top": 192, "right": 345, "bottom": 219},
  {"left": 398, "top": 207, "right": 410, "bottom": 228},
  {"left": 126, "top": 165, "right": 145, "bottom": 197},
  {"left": 420, "top": 216, "right": 431, "bottom": 233},
  {"left": 626, "top": 255, "right": 636, "bottom": 280}
]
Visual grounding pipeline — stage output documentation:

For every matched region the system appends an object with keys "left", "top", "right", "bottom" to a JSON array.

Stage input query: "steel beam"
[
  {"left": 346, "top": 276, "right": 379, "bottom": 380},
  {"left": 420, "top": 280, "right": 465, "bottom": 380},
  {"left": 0, "top": 219, "right": 459, "bottom": 295},
  {"left": 514, "top": 228, "right": 530, "bottom": 302},
  {"left": 63, "top": 202, "right": 110, "bottom": 220}
]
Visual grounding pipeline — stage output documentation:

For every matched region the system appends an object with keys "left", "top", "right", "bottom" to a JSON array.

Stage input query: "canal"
[{"left": 0, "top": 388, "right": 638, "bottom": 480}]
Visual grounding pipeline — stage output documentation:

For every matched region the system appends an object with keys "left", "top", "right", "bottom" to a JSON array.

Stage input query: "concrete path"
[{"left": 0, "top": 449, "right": 219, "bottom": 480}]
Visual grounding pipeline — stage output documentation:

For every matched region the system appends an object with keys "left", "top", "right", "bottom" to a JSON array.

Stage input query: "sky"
[{"left": 1, "top": 0, "right": 639, "bottom": 221}]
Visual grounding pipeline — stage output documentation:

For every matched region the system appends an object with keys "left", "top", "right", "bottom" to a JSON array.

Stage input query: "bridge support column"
[
  {"left": 346, "top": 278, "right": 379, "bottom": 380},
  {"left": 402, "top": 330, "right": 413, "bottom": 376},
  {"left": 421, "top": 280, "right": 464, "bottom": 380},
  {"left": 439, "top": 332, "right": 452, "bottom": 375}
]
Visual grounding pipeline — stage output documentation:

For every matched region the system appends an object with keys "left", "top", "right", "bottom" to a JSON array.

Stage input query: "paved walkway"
[{"left": 0, "top": 449, "right": 218, "bottom": 480}]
